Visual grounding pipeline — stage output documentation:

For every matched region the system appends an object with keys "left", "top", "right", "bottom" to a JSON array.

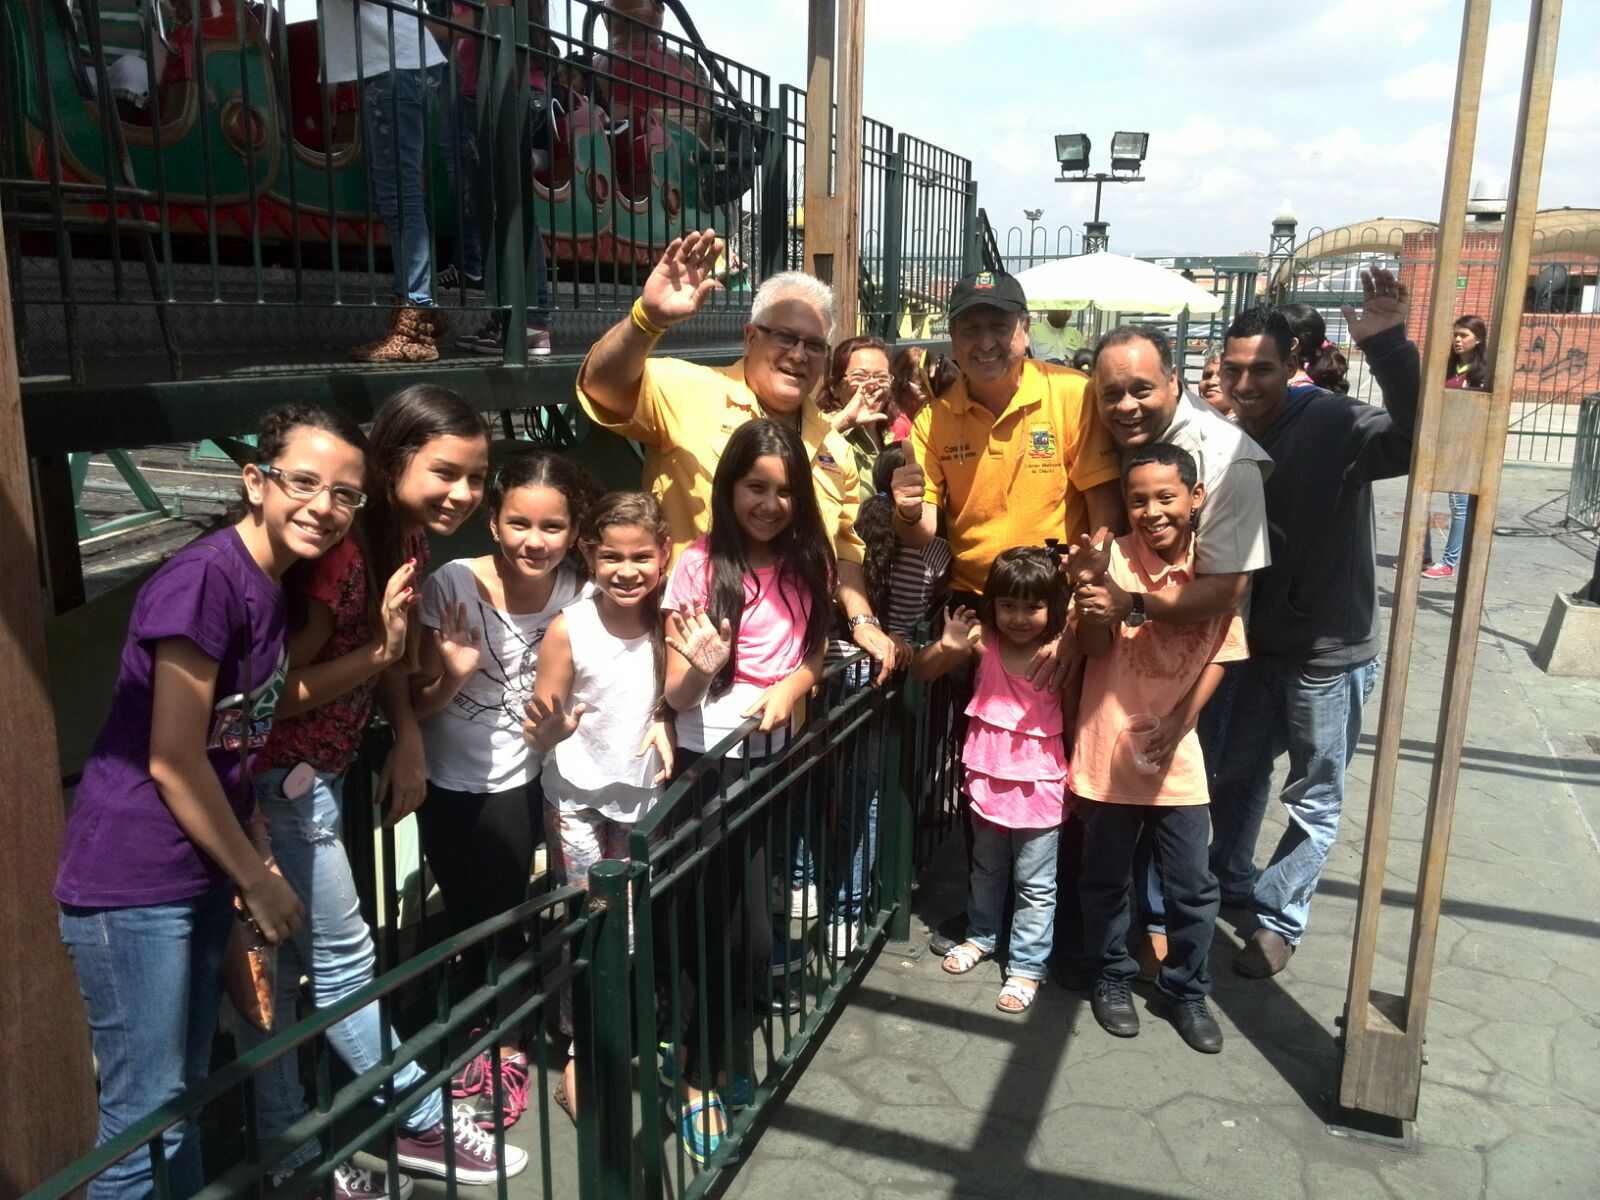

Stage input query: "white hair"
[{"left": 750, "top": 271, "right": 837, "bottom": 341}]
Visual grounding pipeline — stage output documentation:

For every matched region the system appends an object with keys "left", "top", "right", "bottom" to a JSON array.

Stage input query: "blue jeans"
[
  {"left": 437, "top": 80, "right": 483, "bottom": 282},
  {"left": 1208, "top": 656, "right": 1379, "bottom": 943},
  {"left": 790, "top": 660, "right": 880, "bottom": 922},
  {"left": 245, "top": 769, "right": 443, "bottom": 1171},
  {"left": 966, "top": 816, "right": 1060, "bottom": 981},
  {"left": 436, "top": 81, "right": 553, "bottom": 325},
  {"left": 60, "top": 888, "right": 235, "bottom": 1200},
  {"left": 1423, "top": 492, "right": 1470, "bottom": 568},
  {"left": 363, "top": 67, "right": 441, "bottom": 306}
]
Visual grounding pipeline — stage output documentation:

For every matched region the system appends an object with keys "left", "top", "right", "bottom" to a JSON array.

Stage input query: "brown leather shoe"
[
  {"left": 1135, "top": 930, "right": 1167, "bottom": 983},
  {"left": 1234, "top": 927, "right": 1295, "bottom": 978}
]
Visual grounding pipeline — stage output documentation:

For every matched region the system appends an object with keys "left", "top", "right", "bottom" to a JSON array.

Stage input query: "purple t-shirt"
[{"left": 56, "top": 527, "right": 289, "bottom": 908}]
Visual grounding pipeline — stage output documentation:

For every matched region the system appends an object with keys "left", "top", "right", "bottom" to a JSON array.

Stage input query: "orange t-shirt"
[{"left": 1071, "top": 535, "right": 1247, "bottom": 806}]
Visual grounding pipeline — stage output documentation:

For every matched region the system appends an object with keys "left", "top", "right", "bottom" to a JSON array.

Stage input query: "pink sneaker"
[
  {"left": 466, "top": 1052, "right": 530, "bottom": 1130},
  {"left": 1421, "top": 562, "right": 1455, "bottom": 579},
  {"left": 450, "top": 1034, "right": 491, "bottom": 1100},
  {"left": 395, "top": 1104, "right": 528, "bottom": 1184}
]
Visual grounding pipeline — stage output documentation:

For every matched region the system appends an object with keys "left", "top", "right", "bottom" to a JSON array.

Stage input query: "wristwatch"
[
  {"left": 848, "top": 614, "right": 881, "bottom": 630},
  {"left": 1124, "top": 593, "right": 1147, "bottom": 628}
]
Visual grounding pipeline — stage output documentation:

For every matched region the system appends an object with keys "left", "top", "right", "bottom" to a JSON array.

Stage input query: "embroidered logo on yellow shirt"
[
  {"left": 1027, "top": 422, "right": 1058, "bottom": 459},
  {"left": 817, "top": 451, "right": 840, "bottom": 470}
]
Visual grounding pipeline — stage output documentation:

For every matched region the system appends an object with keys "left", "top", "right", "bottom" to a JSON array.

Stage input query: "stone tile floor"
[{"left": 715, "top": 468, "right": 1600, "bottom": 1200}]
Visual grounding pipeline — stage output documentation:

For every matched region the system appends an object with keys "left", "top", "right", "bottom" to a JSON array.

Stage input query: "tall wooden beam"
[
  {"left": 803, "top": 0, "right": 865, "bottom": 336},
  {"left": 1338, "top": 0, "right": 1563, "bottom": 1124},
  {"left": 0, "top": 214, "right": 100, "bottom": 1191}
]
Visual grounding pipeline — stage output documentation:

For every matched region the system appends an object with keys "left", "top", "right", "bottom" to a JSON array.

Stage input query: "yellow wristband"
[{"left": 631, "top": 298, "right": 668, "bottom": 340}]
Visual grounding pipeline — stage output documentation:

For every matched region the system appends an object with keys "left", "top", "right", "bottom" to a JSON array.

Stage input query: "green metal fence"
[{"left": 29, "top": 649, "right": 961, "bottom": 1200}]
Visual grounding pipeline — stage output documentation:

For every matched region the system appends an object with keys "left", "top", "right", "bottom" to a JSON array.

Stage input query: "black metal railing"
[
  {"left": 1567, "top": 390, "right": 1600, "bottom": 533},
  {"left": 29, "top": 649, "right": 962, "bottom": 1200},
  {"left": 3, "top": 0, "right": 975, "bottom": 390}
]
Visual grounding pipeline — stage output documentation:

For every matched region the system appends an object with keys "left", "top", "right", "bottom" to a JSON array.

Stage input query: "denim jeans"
[
  {"left": 966, "top": 816, "right": 1060, "bottom": 981},
  {"left": 1208, "top": 656, "right": 1380, "bottom": 943},
  {"left": 791, "top": 659, "right": 880, "bottom": 922},
  {"left": 437, "top": 82, "right": 483, "bottom": 282},
  {"left": 245, "top": 769, "right": 443, "bottom": 1171},
  {"left": 362, "top": 67, "right": 442, "bottom": 306},
  {"left": 60, "top": 888, "right": 235, "bottom": 1200},
  {"left": 436, "top": 81, "right": 554, "bottom": 326},
  {"left": 1423, "top": 492, "right": 1470, "bottom": 568},
  {"left": 1080, "top": 801, "right": 1219, "bottom": 1001}
]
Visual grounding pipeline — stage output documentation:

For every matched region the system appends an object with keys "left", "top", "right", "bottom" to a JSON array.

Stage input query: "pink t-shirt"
[
  {"left": 962, "top": 633, "right": 1069, "bottom": 829},
  {"left": 1072, "top": 535, "right": 1247, "bottom": 807},
  {"left": 662, "top": 536, "right": 818, "bottom": 755},
  {"left": 662, "top": 536, "right": 813, "bottom": 687}
]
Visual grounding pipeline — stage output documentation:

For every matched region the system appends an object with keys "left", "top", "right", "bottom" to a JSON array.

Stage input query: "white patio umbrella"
[{"left": 1012, "top": 252, "right": 1226, "bottom": 316}]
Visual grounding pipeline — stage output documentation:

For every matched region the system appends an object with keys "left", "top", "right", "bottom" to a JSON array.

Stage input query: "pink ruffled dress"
[{"left": 962, "top": 635, "right": 1069, "bottom": 829}]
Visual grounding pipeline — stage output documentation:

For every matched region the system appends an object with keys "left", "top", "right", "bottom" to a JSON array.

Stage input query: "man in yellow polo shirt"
[
  {"left": 576, "top": 228, "right": 904, "bottom": 682},
  {"left": 893, "top": 270, "right": 1122, "bottom": 602}
]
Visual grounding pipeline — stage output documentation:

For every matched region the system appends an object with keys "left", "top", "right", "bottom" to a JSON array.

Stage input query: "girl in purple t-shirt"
[{"left": 55, "top": 405, "right": 369, "bottom": 1200}]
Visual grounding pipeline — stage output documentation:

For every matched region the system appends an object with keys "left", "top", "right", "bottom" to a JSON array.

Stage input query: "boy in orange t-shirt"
[{"left": 1071, "top": 443, "right": 1246, "bottom": 1054}]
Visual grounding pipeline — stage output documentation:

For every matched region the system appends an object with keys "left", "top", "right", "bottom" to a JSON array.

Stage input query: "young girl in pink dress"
[{"left": 912, "top": 547, "right": 1071, "bottom": 1014}]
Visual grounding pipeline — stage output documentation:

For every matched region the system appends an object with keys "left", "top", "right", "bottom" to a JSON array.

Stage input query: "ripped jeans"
[{"left": 245, "top": 768, "right": 443, "bottom": 1172}]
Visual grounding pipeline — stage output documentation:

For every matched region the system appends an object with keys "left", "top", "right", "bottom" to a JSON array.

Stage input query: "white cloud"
[{"left": 1383, "top": 61, "right": 1458, "bottom": 102}]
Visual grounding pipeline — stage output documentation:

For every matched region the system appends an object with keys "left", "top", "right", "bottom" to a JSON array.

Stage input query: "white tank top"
[{"left": 541, "top": 597, "right": 662, "bottom": 822}]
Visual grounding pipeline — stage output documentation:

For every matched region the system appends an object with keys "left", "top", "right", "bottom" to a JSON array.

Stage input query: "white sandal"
[
  {"left": 996, "top": 977, "right": 1039, "bottom": 1013},
  {"left": 941, "top": 941, "right": 990, "bottom": 975}
]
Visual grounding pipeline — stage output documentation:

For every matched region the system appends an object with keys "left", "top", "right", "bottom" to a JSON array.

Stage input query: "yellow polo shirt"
[
  {"left": 577, "top": 356, "right": 866, "bottom": 566},
  {"left": 911, "top": 359, "right": 1120, "bottom": 594}
]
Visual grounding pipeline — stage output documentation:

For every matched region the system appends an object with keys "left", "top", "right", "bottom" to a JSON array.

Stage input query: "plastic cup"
[{"left": 1124, "top": 713, "right": 1164, "bottom": 775}]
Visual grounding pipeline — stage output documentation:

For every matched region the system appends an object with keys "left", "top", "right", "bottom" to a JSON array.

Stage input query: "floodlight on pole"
[
  {"left": 1110, "top": 131, "right": 1149, "bottom": 174},
  {"left": 1055, "top": 133, "right": 1091, "bottom": 176},
  {"left": 1054, "top": 130, "right": 1148, "bottom": 254}
]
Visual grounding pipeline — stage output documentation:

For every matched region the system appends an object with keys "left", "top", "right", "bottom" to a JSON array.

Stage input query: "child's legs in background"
[
  {"left": 963, "top": 814, "right": 1013, "bottom": 957},
  {"left": 437, "top": 82, "right": 483, "bottom": 281},
  {"left": 60, "top": 888, "right": 234, "bottom": 1200},
  {"left": 1150, "top": 804, "right": 1220, "bottom": 1003},
  {"left": 832, "top": 661, "right": 882, "bottom": 924},
  {"left": 1078, "top": 801, "right": 1146, "bottom": 986},
  {"left": 1004, "top": 824, "right": 1060, "bottom": 980}
]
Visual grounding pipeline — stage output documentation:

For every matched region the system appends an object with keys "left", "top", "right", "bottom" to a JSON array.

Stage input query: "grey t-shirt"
[{"left": 1160, "top": 389, "right": 1273, "bottom": 577}]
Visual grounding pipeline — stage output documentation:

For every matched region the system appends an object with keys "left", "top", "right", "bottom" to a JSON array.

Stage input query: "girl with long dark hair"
[
  {"left": 1423, "top": 315, "right": 1489, "bottom": 578},
  {"left": 1281, "top": 302, "right": 1350, "bottom": 394},
  {"left": 657, "top": 418, "right": 836, "bottom": 1164},
  {"left": 245, "top": 384, "right": 519, "bottom": 1190}
]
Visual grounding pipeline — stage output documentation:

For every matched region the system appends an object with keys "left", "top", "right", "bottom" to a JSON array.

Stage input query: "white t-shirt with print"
[{"left": 419, "top": 559, "right": 586, "bottom": 793}]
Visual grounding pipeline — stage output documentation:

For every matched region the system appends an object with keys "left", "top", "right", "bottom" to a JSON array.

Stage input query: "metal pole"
[
  {"left": 585, "top": 861, "right": 634, "bottom": 1200},
  {"left": 0, "top": 209, "right": 101, "bottom": 1193}
]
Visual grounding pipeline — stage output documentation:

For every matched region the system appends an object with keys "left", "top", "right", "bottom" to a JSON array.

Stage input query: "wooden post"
[
  {"left": 1338, "top": 0, "right": 1563, "bottom": 1124},
  {"left": 803, "top": 0, "right": 865, "bottom": 336},
  {"left": 0, "top": 216, "right": 100, "bottom": 1190}
]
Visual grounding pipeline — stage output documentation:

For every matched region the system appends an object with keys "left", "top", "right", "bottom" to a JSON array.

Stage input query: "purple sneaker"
[
  {"left": 271, "top": 1161, "right": 413, "bottom": 1200},
  {"left": 395, "top": 1104, "right": 528, "bottom": 1185}
]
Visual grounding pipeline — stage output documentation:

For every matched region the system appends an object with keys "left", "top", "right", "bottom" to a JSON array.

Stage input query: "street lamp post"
[
  {"left": 1023, "top": 207, "right": 1044, "bottom": 265},
  {"left": 1054, "top": 131, "right": 1148, "bottom": 253}
]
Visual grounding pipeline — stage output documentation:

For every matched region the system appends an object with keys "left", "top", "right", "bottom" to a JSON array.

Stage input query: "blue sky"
[{"left": 659, "top": 0, "right": 1598, "bottom": 258}]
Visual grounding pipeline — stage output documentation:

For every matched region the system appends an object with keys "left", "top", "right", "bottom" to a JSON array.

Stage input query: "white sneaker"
[
  {"left": 772, "top": 881, "right": 819, "bottom": 917},
  {"left": 826, "top": 920, "right": 858, "bottom": 960}
]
